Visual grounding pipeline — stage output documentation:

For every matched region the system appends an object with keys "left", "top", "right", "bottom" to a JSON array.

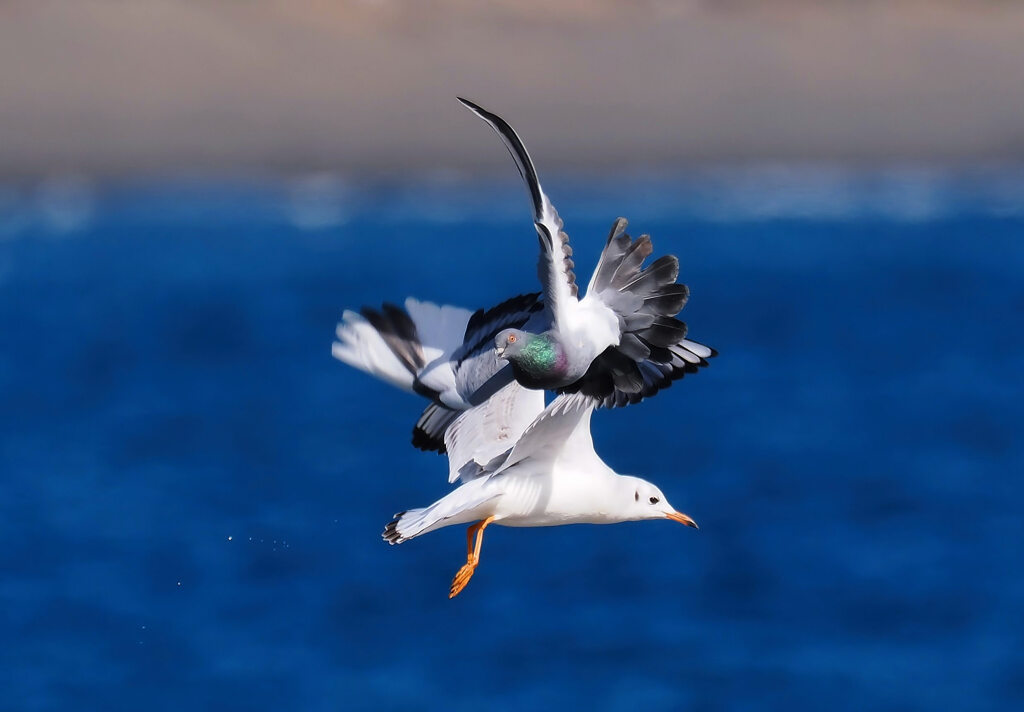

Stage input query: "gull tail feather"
[{"left": 382, "top": 487, "right": 499, "bottom": 544}]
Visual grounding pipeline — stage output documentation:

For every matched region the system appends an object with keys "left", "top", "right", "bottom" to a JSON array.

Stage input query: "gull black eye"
[
  {"left": 649, "top": 496, "right": 660, "bottom": 505},
  {"left": 634, "top": 491, "right": 639, "bottom": 502}
]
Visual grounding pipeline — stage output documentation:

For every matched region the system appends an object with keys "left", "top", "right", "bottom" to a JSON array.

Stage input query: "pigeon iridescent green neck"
[{"left": 507, "top": 332, "right": 568, "bottom": 386}]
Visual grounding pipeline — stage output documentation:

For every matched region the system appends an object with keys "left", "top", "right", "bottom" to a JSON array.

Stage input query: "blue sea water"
[{"left": 1, "top": 171, "right": 1022, "bottom": 711}]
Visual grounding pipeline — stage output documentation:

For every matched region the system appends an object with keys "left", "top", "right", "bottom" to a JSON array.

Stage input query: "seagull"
[
  {"left": 382, "top": 392, "right": 699, "bottom": 598},
  {"left": 332, "top": 99, "right": 715, "bottom": 479}
]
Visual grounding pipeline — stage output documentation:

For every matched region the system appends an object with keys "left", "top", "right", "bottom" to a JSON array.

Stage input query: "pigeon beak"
[
  {"left": 666, "top": 511, "right": 699, "bottom": 529},
  {"left": 495, "top": 345, "right": 506, "bottom": 358}
]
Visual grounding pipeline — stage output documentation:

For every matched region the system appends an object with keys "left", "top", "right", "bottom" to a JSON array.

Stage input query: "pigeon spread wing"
[{"left": 458, "top": 97, "right": 578, "bottom": 330}]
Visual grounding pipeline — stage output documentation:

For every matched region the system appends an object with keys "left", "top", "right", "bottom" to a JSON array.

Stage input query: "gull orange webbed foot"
[
  {"left": 449, "top": 561, "right": 478, "bottom": 599},
  {"left": 448, "top": 516, "right": 493, "bottom": 599}
]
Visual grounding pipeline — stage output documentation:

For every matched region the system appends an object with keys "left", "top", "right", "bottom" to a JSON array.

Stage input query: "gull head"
[{"left": 618, "top": 476, "right": 698, "bottom": 528}]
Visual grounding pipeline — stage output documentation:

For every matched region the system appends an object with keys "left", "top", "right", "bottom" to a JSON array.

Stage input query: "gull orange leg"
[{"left": 449, "top": 516, "right": 495, "bottom": 599}]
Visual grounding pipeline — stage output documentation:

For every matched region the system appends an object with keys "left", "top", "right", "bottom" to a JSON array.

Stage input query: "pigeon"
[
  {"left": 458, "top": 97, "right": 716, "bottom": 406},
  {"left": 332, "top": 98, "right": 715, "bottom": 477}
]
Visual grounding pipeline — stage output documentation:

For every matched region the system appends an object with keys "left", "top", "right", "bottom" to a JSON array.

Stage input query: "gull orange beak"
[{"left": 666, "top": 511, "right": 699, "bottom": 529}]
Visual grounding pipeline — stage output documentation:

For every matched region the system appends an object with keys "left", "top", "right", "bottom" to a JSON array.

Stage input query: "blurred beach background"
[{"left": 2, "top": 2, "right": 1023, "bottom": 710}]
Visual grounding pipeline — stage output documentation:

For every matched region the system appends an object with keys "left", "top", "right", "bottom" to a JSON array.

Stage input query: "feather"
[
  {"left": 459, "top": 97, "right": 579, "bottom": 326},
  {"left": 637, "top": 317, "right": 688, "bottom": 348},
  {"left": 587, "top": 218, "right": 632, "bottom": 294},
  {"left": 358, "top": 303, "right": 425, "bottom": 374},
  {"left": 622, "top": 255, "right": 680, "bottom": 297},
  {"left": 609, "top": 235, "right": 654, "bottom": 290},
  {"left": 412, "top": 403, "right": 461, "bottom": 453},
  {"left": 643, "top": 284, "right": 689, "bottom": 316}
]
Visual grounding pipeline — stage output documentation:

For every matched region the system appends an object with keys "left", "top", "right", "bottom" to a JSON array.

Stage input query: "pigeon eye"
[
  {"left": 649, "top": 496, "right": 660, "bottom": 505},
  {"left": 507, "top": 334, "right": 517, "bottom": 343}
]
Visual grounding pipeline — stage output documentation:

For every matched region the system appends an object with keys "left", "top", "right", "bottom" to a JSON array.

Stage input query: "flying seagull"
[
  {"left": 383, "top": 392, "right": 698, "bottom": 598},
  {"left": 332, "top": 99, "right": 714, "bottom": 477}
]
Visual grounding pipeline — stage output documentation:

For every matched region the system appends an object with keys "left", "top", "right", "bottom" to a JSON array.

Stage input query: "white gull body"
[{"left": 383, "top": 392, "right": 697, "bottom": 597}]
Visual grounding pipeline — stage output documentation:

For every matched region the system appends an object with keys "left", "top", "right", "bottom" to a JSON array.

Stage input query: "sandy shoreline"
[{"left": 2, "top": 1, "right": 1023, "bottom": 177}]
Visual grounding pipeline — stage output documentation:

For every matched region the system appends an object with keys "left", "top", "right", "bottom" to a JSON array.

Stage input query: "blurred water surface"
[{"left": 1, "top": 172, "right": 1022, "bottom": 711}]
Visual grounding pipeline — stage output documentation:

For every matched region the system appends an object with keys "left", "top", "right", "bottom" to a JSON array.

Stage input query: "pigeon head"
[
  {"left": 619, "top": 476, "right": 698, "bottom": 527},
  {"left": 494, "top": 328, "right": 528, "bottom": 359},
  {"left": 495, "top": 329, "right": 567, "bottom": 378}
]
